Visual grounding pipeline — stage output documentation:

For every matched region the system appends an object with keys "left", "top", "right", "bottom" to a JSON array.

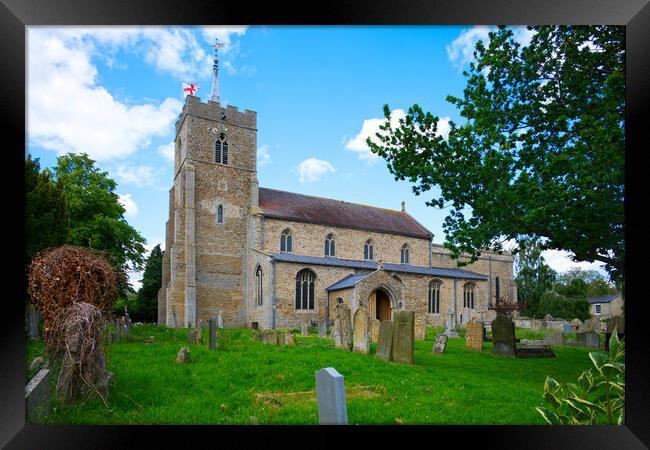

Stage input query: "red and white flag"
[{"left": 182, "top": 82, "right": 199, "bottom": 97}]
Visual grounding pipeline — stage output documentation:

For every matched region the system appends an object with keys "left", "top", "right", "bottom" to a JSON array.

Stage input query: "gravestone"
[
  {"left": 577, "top": 332, "right": 600, "bottom": 348},
  {"left": 562, "top": 323, "right": 572, "bottom": 334},
  {"left": 376, "top": 320, "right": 394, "bottom": 361},
  {"left": 432, "top": 333, "right": 448, "bottom": 354},
  {"left": 465, "top": 318, "right": 484, "bottom": 350},
  {"left": 176, "top": 347, "right": 191, "bottom": 363},
  {"left": 333, "top": 304, "right": 352, "bottom": 351},
  {"left": 492, "top": 314, "right": 516, "bottom": 357},
  {"left": 370, "top": 319, "right": 381, "bottom": 343},
  {"left": 414, "top": 320, "right": 426, "bottom": 341},
  {"left": 262, "top": 331, "right": 278, "bottom": 345},
  {"left": 391, "top": 310, "right": 415, "bottom": 364},
  {"left": 445, "top": 308, "right": 459, "bottom": 338},
  {"left": 315, "top": 367, "right": 348, "bottom": 425},
  {"left": 301, "top": 323, "right": 310, "bottom": 337},
  {"left": 352, "top": 305, "right": 370, "bottom": 354},
  {"left": 318, "top": 321, "right": 327, "bottom": 338},
  {"left": 27, "top": 303, "right": 40, "bottom": 340},
  {"left": 283, "top": 332, "right": 296, "bottom": 346},
  {"left": 217, "top": 310, "right": 224, "bottom": 329},
  {"left": 209, "top": 317, "right": 217, "bottom": 351},
  {"left": 25, "top": 369, "right": 50, "bottom": 423},
  {"left": 543, "top": 332, "right": 564, "bottom": 346}
]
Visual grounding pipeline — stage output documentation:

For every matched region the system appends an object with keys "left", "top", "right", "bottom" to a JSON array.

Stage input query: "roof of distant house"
[
  {"left": 586, "top": 294, "right": 620, "bottom": 304},
  {"left": 258, "top": 187, "right": 433, "bottom": 239}
]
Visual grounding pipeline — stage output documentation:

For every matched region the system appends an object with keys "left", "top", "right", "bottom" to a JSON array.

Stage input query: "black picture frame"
[{"left": 2, "top": 0, "right": 647, "bottom": 448}]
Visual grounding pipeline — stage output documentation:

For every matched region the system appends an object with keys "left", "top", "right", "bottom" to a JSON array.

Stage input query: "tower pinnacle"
[{"left": 210, "top": 39, "right": 225, "bottom": 103}]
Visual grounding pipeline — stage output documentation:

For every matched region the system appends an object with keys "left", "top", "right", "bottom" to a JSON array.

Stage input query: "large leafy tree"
[
  {"left": 514, "top": 236, "right": 557, "bottom": 316},
  {"left": 136, "top": 244, "right": 164, "bottom": 322},
  {"left": 367, "top": 26, "right": 624, "bottom": 285},
  {"left": 53, "top": 153, "right": 146, "bottom": 294}
]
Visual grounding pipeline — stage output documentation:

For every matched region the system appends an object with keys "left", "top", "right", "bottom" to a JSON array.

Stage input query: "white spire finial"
[{"left": 210, "top": 39, "right": 225, "bottom": 103}]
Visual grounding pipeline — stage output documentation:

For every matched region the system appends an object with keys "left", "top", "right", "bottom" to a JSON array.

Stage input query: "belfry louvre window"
[
  {"left": 428, "top": 280, "right": 441, "bottom": 314},
  {"left": 363, "top": 240, "right": 374, "bottom": 260},
  {"left": 325, "top": 234, "right": 335, "bottom": 257},
  {"left": 400, "top": 244, "right": 410, "bottom": 264},
  {"left": 255, "top": 265, "right": 263, "bottom": 307},
  {"left": 295, "top": 269, "right": 315, "bottom": 310},
  {"left": 215, "top": 133, "right": 229, "bottom": 164},
  {"left": 280, "top": 229, "right": 293, "bottom": 252},
  {"left": 463, "top": 283, "right": 476, "bottom": 309}
]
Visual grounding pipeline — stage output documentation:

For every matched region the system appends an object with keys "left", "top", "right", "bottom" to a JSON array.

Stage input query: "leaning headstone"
[
  {"left": 352, "top": 305, "right": 370, "bottom": 354},
  {"left": 301, "top": 323, "right": 310, "bottom": 337},
  {"left": 318, "top": 321, "right": 327, "bottom": 338},
  {"left": 432, "top": 333, "right": 448, "bottom": 354},
  {"left": 465, "top": 318, "right": 484, "bottom": 350},
  {"left": 25, "top": 369, "right": 50, "bottom": 423},
  {"left": 209, "top": 317, "right": 217, "bottom": 351},
  {"left": 376, "top": 320, "right": 394, "bottom": 361},
  {"left": 370, "top": 319, "right": 381, "bottom": 343},
  {"left": 544, "top": 332, "right": 564, "bottom": 346},
  {"left": 492, "top": 314, "right": 516, "bottom": 357},
  {"left": 333, "top": 304, "right": 353, "bottom": 351},
  {"left": 315, "top": 367, "right": 348, "bottom": 425},
  {"left": 391, "top": 310, "right": 415, "bottom": 364},
  {"left": 176, "top": 347, "right": 191, "bottom": 363},
  {"left": 217, "top": 310, "right": 224, "bottom": 329}
]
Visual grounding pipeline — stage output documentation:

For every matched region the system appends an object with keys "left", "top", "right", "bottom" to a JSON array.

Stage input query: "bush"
[{"left": 535, "top": 329, "right": 624, "bottom": 425}]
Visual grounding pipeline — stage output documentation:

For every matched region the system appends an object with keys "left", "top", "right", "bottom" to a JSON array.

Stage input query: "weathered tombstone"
[
  {"left": 391, "top": 310, "right": 415, "bottom": 364},
  {"left": 278, "top": 331, "right": 288, "bottom": 346},
  {"left": 25, "top": 369, "right": 50, "bottom": 422},
  {"left": 445, "top": 308, "right": 459, "bottom": 338},
  {"left": 562, "top": 323, "right": 572, "bottom": 334},
  {"left": 492, "top": 314, "right": 516, "bottom": 357},
  {"left": 315, "top": 368, "right": 348, "bottom": 425},
  {"left": 414, "top": 320, "right": 426, "bottom": 341},
  {"left": 465, "top": 318, "right": 484, "bottom": 350},
  {"left": 352, "top": 305, "right": 370, "bottom": 354},
  {"left": 318, "top": 321, "right": 327, "bottom": 338},
  {"left": 262, "top": 331, "right": 279, "bottom": 345},
  {"left": 432, "top": 333, "right": 448, "bottom": 354},
  {"left": 209, "top": 317, "right": 217, "bottom": 351},
  {"left": 376, "top": 320, "right": 394, "bottom": 361},
  {"left": 284, "top": 332, "right": 296, "bottom": 346},
  {"left": 301, "top": 323, "right": 310, "bottom": 337},
  {"left": 370, "top": 319, "right": 381, "bottom": 343},
  {"left": 176, "top": 347, "right": 191, "bottom": 363},
  {"left": 584, "top": 332, "right": 600, "bottom": 348},
  {"left": 217, "top": 310, "right": 224, "bottom": 329},
  {"left": 543, "top": 332, "right": 564, "bottom": 346},
  {"left": 333, "top": 304, "right": 353, "bottom": 351}
]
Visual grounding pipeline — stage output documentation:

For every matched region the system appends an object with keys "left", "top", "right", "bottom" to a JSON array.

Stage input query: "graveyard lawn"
[{"left": 27, "top": 325, "right": 598, "bottom": 425}]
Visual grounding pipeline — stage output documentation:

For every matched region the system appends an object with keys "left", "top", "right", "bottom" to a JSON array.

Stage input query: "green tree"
[
  {"left": 25, "top": 155, "right": 70, "bottom": 286},
  {"left": 367, "top": 26, "right": 624, "bottom": 286},
  {"left": 52, "top": 153, "right": 146, "bottom": 295},
  {"left": 514, "top": 236, "right": 556, "bottom": 317},
  {"left": 135, "top": 244, "right": 164, "bottom": 322},
  {"left": 556, "top": 268, "right": 616, "bottom": 298}
]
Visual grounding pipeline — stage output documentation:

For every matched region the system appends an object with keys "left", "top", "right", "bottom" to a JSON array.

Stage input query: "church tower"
[{"left": 158, "top": 40, "right": 259, "bottom": 328}]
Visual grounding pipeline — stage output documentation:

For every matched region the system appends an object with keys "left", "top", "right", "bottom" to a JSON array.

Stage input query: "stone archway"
[
  {"left": 370, "top": 287, "right": 392, "bottom": 321},
  {"left": 353, "top": 269, "right": 404, "bottom": 322}
]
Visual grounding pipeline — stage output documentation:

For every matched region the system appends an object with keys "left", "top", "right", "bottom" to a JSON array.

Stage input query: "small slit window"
[
  {"left": 280, "top": 229, "right": 293, "bottom": 253},
  {"left": 216, "top": 204, "right": 224, "bottom": 224},
  {"left": 215, "top": 133, "right": 229, "bottom": 164},
  {"left": 255, "top": 265, "right": 263, "bottom": 307}
]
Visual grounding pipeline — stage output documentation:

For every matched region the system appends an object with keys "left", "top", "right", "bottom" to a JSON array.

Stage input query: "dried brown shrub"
[
  {"left": 53, "top": 302, "right": 108, "bottom": 404},
  {"left": 27, "top": 245, "right": 117, "bottom": 349}
]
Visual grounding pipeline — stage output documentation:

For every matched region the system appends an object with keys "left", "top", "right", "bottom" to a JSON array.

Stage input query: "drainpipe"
[
  {"left": 325, "top": 292, "right": 330, "bottom": 325},
  {"left": 271, "top": 259, "right": 276, "bottom": 330},
  {"left": 261, "top": 216, "right": 265, "bottom": 251},
  {"left": 428, "top": 239, "right": 432, "bottom": 267},
  {"left": 453, "top": 278, "right": 458, "bottom": 327}
]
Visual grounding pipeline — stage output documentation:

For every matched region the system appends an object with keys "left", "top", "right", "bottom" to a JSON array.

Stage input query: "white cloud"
[
  {"left": 257, "top": 144, "right": 272, "bottom": 166},
  {"left": 27, "top": 28, "right": 182, "bottom": 161},
  {"left": 542, "top": 249, "right": 608, "bottom": 276},
  {"left": 115, "top": 165, "right": 157, "bottom": 187},
  {"left": 297, "top": 158, "right": 336, "bottom": 183},
  {"left": 158, "top": 142, "right": 175, "bottom": 162},
  {"left": 118, "top": 193, "right": 139, "bottom": 218},
  {"left": 346, "top": 109, "right": 451, "bottom": 160}
]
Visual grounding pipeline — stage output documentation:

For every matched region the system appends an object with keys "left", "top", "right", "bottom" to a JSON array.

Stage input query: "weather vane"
[{"left": 210, "top": 39, "right": 225, "bottom": 103}]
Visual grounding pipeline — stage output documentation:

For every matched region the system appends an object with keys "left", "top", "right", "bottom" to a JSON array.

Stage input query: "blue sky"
[{"left": 26, "top": 25, "right": 608, "bottom": 290}]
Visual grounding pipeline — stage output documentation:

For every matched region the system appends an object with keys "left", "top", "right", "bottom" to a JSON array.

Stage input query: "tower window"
[
  {"left": 324, "top": 234, "right": 335, "bottom": 257},
  {"left": 280, "top": 229, "right": 293, "bottom": 253},
  {"left": 215, "top": 133, "right": 229, "bottom": 165},
  {"left": 400, "top": 244, "right": 410, "bottom": 264},
  {"left": 216, "top": 204, "right": 224, "bottom": 224},
  {"left": 363, "top": 240, "right": 374, "bottom": 260}
]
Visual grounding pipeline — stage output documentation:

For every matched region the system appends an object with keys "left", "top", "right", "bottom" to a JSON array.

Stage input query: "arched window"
[
  {"left": 400, "top": 244, "right": 410, "bottom": 264},
  {"left": 255, "top": 265, "right": 263, "bottom": 307},
  {"left": 463, "top": 283, "right": 476, "bottom": 309},
  {"left": 428, "top": 280, "right": 441, "bottom": 314},
  {"left": 280, "top": 229, "right": 293, "bottom": 253},
  {"left": 295, "top": 269, "right": 315, "bottom": 310},
  {"left": 363, "top": 240, "right": 374, "bottom": 260},
  {"left": 324, "top": 234, "right": 335, "bottom": 257},
  {"left": 215, "top": 133, "right": 229, "bottom": 164},
  {"left": 216, "top": 204, "right": 224, "bottom": 224}
]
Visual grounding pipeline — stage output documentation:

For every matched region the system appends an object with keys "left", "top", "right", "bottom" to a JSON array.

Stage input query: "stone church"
[{"left": 157, "top": 43, "right": 516, "bottom": 332}]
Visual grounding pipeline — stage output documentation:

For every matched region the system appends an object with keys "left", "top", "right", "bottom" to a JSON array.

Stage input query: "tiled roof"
[
  {"left": 325, "top": 273, "right": 372, "bottom": 291},
  {"left": 270, "top": 253, "right": 487, "bottom": 280},
  {"left": 258, "top": 187, "right": 433, "bottom": 239},
  {"left": 586, "top": 294, "right": 620, "bottom": 304}
]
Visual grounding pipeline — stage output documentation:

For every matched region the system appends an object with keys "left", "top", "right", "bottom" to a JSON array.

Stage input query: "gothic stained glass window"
[{"left": 295, "top": 269, "right": 315, "bottom": 310}]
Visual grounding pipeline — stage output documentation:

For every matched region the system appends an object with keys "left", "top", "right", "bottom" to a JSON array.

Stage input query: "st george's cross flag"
[{"left": 182, "top": 82, "right": 199, "bottom": 97}]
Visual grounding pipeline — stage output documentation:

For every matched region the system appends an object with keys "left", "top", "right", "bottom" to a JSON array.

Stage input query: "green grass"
[{"left": 26, "top": 325, "right": 596, "bottom": 425}]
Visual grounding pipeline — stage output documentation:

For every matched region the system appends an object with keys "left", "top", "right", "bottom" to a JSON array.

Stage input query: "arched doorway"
[{"left": 369, "top": 287, "right": 392, "bottom": 321}]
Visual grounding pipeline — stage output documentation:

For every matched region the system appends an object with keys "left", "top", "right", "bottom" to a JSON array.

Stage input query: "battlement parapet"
[{"left": 175, "top": 95, "right": 257, "bottom": 134}]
